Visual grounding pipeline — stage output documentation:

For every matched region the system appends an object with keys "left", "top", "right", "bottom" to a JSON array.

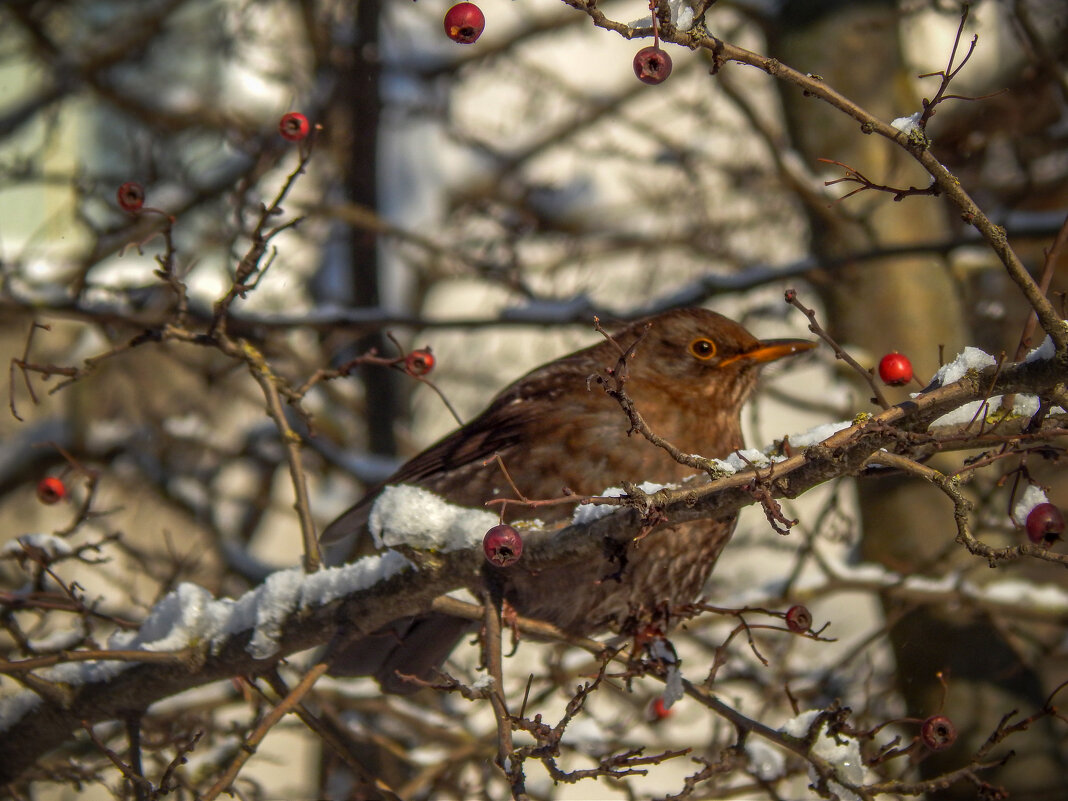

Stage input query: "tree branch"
[{"left": 0, "top": 352, "right": 1064, "bottom": 782}]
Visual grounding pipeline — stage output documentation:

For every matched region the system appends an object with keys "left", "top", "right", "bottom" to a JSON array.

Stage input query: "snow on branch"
[{"left": 0, "top": 349, "right": 1065, "bottom": 782}]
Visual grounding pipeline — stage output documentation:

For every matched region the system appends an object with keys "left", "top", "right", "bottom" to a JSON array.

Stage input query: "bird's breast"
[{"left": 504, "top": 517, "right": 739, "bottom": 635}]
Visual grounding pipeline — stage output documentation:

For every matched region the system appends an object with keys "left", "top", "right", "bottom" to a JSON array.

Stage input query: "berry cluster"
[
  {"left": 441, "top": 2, "right": 672, "bottom": 84},
  {"left": 118, "top": 111, "right": 315, "bottom": 215}
]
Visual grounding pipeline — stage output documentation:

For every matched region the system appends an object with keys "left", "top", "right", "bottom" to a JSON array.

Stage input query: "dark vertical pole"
[{"left": 343, "top": 0, "right": 399, "bottom": 457}]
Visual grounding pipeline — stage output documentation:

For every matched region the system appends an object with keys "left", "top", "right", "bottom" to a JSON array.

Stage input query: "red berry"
[
  {"left": 36, "top": 477, "right": 67, "bottom": 505},
  {"left": 404, "top": 349, "right": 435, "bottom": 377},
  {"left": 633, "top": 46, "right": 673, "bottom": 85},
  {"left": 444, "top": 3, "right": 485, "bottom": 44},
  {"left": 648, "top": 696, "right": 673, "bottom": 721},
  {"left": 116, "top": 182, "right": 145, "bottom": 212},
  {"left": 785, "top": 604, "right": 812, "bottom": 633},
  {"left": 920, "top": 714, "right": 957, "bottom": 751},
  {"left": 878, "top": 352, "right": 913, "bottom": 386},
  {"left": 1025, "top": 502, "right": 1064, "bottom": 545},
  {"left": 279, "top": 112, "right": 310, "bottom": 142},
  {"left": 483, "top": 524, "right": 522, "bottom": 567}
]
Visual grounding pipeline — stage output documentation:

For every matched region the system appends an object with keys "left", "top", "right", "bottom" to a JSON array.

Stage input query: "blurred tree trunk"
[
  {"left": 770, "top": 3, "right": 1065, "bottom": 797},
  {"left": 318, "top": 3, "right": 406, "bottom": 796},
  {"left": 336, "top": 0, "right": 399, "bottom": 459}
]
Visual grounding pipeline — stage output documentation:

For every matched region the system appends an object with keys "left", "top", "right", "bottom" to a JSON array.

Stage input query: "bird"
[{"left": 321, "top": 307, "right": 814, "bottom": 692}]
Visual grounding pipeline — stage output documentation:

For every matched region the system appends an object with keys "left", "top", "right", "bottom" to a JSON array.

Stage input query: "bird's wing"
[
  {"left": 319, "top": 356, "right": 594, "bottom": 552},
  {"left": 386, "top": 393, "right": 530, "bottom": 484}
]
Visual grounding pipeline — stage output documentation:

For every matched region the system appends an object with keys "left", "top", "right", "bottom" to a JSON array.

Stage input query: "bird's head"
[{"left": 618, "top": 308, "right": 816, "bottom": 407}]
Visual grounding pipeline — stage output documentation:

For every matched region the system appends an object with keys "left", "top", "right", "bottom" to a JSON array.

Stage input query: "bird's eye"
[{"left": 688, "top": 337, "right": 717, "bottom": 360}]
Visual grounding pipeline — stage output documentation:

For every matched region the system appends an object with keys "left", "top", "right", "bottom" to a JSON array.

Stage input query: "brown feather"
[{"left": 323, "top": 308, "right": 814, "bottom": 689}]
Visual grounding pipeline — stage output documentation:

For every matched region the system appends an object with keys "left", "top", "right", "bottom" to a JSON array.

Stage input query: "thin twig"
[
  {"left": 785, "top": 289, "right": 890, "bottom": 408},
  {"left": 201, "top": 660, "right": 330, "bottom": 801},
  {"left": 235, "top": 339, "right": 321, "bottom": 572},
  {"left": 481, "top": 589, "right": 526, "bottom": 798},
  {"left": 1014, "top": 212, "right": 1068, "bottom": 361}
]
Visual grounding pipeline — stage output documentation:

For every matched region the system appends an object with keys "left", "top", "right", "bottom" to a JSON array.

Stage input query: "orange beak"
[{"left": 720, "top": 338, "right": 816, "bottom": 367}]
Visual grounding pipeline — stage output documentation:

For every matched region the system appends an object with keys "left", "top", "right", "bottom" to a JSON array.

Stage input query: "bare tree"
[{"left": 0, "top": 1, "right": 1065, "bottom": 799}]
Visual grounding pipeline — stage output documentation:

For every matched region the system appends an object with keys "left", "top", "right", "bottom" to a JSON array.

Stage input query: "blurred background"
[{"left": 1, "top": 0, "right": 1066, "bottom": 798}]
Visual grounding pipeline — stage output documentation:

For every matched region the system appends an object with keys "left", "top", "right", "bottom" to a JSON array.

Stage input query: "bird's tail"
[{"left": 327, "top": 613, "right": 474, "bottom": 694}]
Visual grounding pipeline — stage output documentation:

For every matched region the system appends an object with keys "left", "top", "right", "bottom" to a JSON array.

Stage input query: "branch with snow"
[{"left": 1, "top": 347, "right": 1065, "bottom": 781}]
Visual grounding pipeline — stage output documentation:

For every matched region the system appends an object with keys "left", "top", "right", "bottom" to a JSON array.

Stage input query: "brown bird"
[{"left": 322, "top": 307, "right": 814, "bottom": 692}]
